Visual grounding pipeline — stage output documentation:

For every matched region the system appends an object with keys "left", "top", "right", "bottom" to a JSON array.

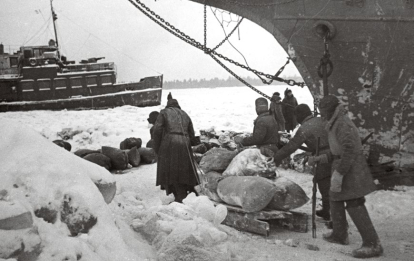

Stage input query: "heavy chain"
[
  {"left": 128, "top": 0, "right": 305, "bottom": 89},
  {"left": 210, "top": 17, "right": 244, "bottom": 53},
  {"left": 209, "top": 54, "right": 271, "bottom": 99},
  {"left": 204, "top": 1, "right": 207, "bottom": 52},
  {"left": 222, "top": 0, "right": 297, "bottom": 7},
  {"left": 317, "top": 34, "right": 333, "bottom": 96}
]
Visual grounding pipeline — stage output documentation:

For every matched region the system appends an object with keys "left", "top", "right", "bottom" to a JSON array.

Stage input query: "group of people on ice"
[{"left": 148, "top": 90, "right": 383, "bottom": 259}]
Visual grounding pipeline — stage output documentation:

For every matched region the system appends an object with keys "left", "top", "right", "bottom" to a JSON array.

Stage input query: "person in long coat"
[
  {"left": 274, "top": 104, "right": 332, "bottom": 220},
  {"left": 269, "top": 92, "right": 286, "bottom": 132},
  {"left": 234, "top": 98, "right": 280, "bottom": 157},
  {"left": 152, "top": 98, "right": 199, "bottom": 203},
  {"left": 319, "top": 95, "right": 382, "bottom": 258},
  {"left": 282, "top": 88, "right": 298, "bottom": 132}
]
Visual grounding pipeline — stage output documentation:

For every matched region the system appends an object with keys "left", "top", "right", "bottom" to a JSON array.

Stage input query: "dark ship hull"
[{"left": 187, "top": 0, "right": 414, "bottom": 176}]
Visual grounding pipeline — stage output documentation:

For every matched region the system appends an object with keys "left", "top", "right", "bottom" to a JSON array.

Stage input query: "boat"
[
  {"left": 130, "top": 0, "right": 414, "bottom": 185},
  {"left": 0, "top": 1, "right": 162, "bottom": 112}
]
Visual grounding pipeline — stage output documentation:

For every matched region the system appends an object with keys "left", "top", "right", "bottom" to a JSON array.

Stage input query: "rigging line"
[
  {"left": 209, "top": 7, "right": 244, "bottom": 52},
  {"left": 58, "top": 12, "right": 162, "bottom": 75},
  {"left": 210, "top": 7, "right": 250, "bottom": 67},
  {"left": 72, "top": 34, "right": 91, "bottom": 57},
  {"left": 22, "top": 15, "right": 52, "bottom": 46}
]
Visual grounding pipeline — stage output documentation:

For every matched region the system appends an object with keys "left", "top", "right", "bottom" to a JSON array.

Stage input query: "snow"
[{"left": 0, "top": 86, "right": 413, "bottom": 261}]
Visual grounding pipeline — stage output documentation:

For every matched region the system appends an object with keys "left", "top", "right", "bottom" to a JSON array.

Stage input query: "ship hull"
[
  {"left": 0, "top": 87, "right": 162, "bottom": 112},
  {"left": 188, "top": 0, "right": 414, "bottom": 169}
]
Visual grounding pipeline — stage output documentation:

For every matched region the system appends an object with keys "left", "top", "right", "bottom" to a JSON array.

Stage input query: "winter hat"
[
  {"left": 271, "top": 92, "right": 281, "bottom": 102},
  {"left": 166, "top": 99, "right": 181, "bottom": 109},
  {"left": 284, "top": 88, "right": 292, "bottom": 96},
  {"left": 295, "top": 104, "right": 312, "bottom": 124},
  {"left": 255, "top": 97, "right": 269, "bottom": 114},
  {"left": 147, "top": 111, "right": 159, "bottom": 124},
  {"left": 319, "top": 95, "right": 340, "bottom": 110},
  {"left": 167, "top": 92, "right": 173, "bottom": 100}
]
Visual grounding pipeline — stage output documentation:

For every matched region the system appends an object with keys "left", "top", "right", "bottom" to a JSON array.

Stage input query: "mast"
[{"left": 50, "top": 0, "right": 60, "bottom": 58}]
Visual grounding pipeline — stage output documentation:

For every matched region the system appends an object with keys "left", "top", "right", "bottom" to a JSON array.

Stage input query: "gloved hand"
[
  {"left": 233, "top": 136, "right": 243, "bottom": 145},
  {"left": 330, "top": 170, "right": 344, "bottom": 193},
  {"left": 307, "top": 154, "right": 329, "bottom": 166}
]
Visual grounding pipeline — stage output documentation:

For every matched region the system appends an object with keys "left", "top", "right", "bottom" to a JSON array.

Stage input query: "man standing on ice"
[
  {"left": 273, "top": 104, "right": 332, "bottom": 221},
  {"left": 234, "top": 97, "right": 279, "bottom": 157},
  {"left": 282, "top": 88, "right": 298, "bottom": 133},
  {"left": 319, "top": 95, "right": 383, "bottom": 258},
  {"left": 152, "top": 94, "right": 199, "bottom": 203}
]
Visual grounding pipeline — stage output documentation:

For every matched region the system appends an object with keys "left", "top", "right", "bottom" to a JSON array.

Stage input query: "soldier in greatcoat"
[
  {"left": 282, "top": 88, "right": 298, "bottom": 132},
  {"left": 319, "top": 95, "right": 382, "bottom": 258},
  {"left": 234, "top": 98, "right": 280, "bottom": 157},
  {"left": 273, "top": 104, "right": 332, "bottom": 220},
  {"left": 152, "top": 97, "right": 199, "bottom": 203}
]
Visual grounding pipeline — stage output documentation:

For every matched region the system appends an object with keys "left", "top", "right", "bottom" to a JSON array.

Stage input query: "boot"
[
  {"left": 323, "top": 201, "right": 349, "bottom": 245},
  {"left": 347, "top": 205, "right": 383, "bottom": 258},
  {"left": 316, "top": 208, "right": 330, "bottom": 221},
  {"left": 317, "top": 177, "right": 331, "bottom": 221}
]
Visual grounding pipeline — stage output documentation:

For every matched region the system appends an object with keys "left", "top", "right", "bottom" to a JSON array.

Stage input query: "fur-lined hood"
[{"left": 325, "top": 104, "right": 347, "bottom": 131}]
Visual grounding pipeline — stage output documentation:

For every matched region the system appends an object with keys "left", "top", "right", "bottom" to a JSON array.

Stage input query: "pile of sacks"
[
  {"left": 53, "top": 137, "right": 157, "bottom": 172},
  {"left": 197, "top": 143, "right": 309, "bottom": 213}
]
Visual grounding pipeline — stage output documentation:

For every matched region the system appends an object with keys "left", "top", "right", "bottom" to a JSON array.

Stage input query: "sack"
[
  {"left": 199, "top": 148, "right": 238, "bottom": 174},
  {"left": 83, "top": 153, "right": 112, "bottom": 170},
  {"left": 126, "top": 147, "right": 141, "bottom": 167},
  {"left": 217, "top": 176, "right": 276, "bottom": 212},
  {"left": 266, "top": 177, "right": 309, "bottom": 211},
  {"left": 74, "top": 149, "right": 100, "bottom": 158},
  {"left": 201, "top": 171, "right": 224, "bottom": 202},
  {"left": 146, "top": 139, "right": 154, "bottom": 148},
  {"left": 138, "top": 147, "right": 157, "bottom": 164},
  {"left": 120, "top": 137, "right": 142, "bottom": 150},
  {"left": 52, "top": 140, "right": 72, "bottom": 152},
  {"left": 223, "top": 148, "right": 276, "bottom": 177},
  {"left": 101, "top": 146, "right": 129, "bottom": 170}
]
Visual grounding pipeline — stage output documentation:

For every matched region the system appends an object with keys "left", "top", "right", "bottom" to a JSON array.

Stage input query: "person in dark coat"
[
  {"left": 269, "top": 92, "right": 286, "bottom": 132},
  {"left": 234, "top": 98, "right": 280, "bottom": 157},
  {"left": 146, "top": 111, "right": 159, "bottom": 148},
  {"left": 282, "top": 88, "right": 298, "bottom": 133},
  {"left": 319, "top": 95, "right": 382, "bottom": 258},
  {"left": 152, "top": 97, "right": 199, "bottom": 203},
  {"left": 273, "top": 104, "right": 332, "bottom": 220}
]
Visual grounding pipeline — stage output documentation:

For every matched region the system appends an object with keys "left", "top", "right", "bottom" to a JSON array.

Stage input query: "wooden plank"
[{"left": 223, "top": 211, "right": 270, "bottom": 237}]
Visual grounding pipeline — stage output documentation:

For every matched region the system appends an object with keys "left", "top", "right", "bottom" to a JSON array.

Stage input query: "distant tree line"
[{"left": 163, "top": 75, "right": 303, "bottom": 89}]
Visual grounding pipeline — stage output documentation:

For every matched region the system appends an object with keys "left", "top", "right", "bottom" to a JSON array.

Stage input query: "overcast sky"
[{"left": 0, "top": 0, "right": 299, "bottom": 82}]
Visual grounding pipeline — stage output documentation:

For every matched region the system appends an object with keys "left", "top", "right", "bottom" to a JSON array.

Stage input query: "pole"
[
  {"left": 312, "top": 137, "right": 320, "bottom": 238},
  {"left": 50, "top": 0, "right": 60, "bottom": 59}
]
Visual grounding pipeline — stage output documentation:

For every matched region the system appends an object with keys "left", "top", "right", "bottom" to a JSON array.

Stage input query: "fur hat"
[
  {"left": 319, "top": 95, "right": 340, "bottom": 110},
  {"left": 147, "top": 111, "right": 159, "bottom": 124},
  {"left": 295, "top": 104, "right": 312, "bottom": 124},
  {"left": 255, "top": 98, "right": 269, "bottom": 115}
]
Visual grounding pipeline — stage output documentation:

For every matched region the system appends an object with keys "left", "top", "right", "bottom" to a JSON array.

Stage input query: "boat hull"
[
  {"left": 0, "top": 88, "right": 162, "bottom": 112},
  {"left": 188, "top": 0, "right": 414, "bottom": 169}
]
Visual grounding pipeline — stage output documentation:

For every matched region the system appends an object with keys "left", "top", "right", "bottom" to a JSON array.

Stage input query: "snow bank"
[{"left": 0, "top": 119, "right": 152, "bottom": 260}]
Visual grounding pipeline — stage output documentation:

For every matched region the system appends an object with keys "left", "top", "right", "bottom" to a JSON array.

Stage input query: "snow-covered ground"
[{"left": 1, "top": 86, "right": 413, "bottom": 261}]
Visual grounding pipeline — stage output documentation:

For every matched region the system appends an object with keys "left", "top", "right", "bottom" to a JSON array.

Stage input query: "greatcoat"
[
  {"left": 326, "top": 104, "right": 376, "bottom": 201},
  {"left": 153, "top": 103, "right": 198, "bottom": 195}
]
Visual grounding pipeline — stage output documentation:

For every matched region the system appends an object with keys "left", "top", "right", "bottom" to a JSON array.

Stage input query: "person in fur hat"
[
  {"left": 234, "top": 97, "right": 280, "bottom": 157},
  {"left": 282, "top": 88, "right": 298, "bottom": 132},
  {"left": 274, "top": 104, "right": 332, "bottom": 221},
  {"left": 319, "top": 95, "right": 382, "bottom": 258},
  {"left": 152, "top": 94, "right": 198, "bottom": 203}
]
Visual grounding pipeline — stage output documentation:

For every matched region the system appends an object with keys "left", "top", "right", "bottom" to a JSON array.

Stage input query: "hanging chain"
[
  {"left": 209, "top": 54, "right": 271, "bottom": 99},
  {"left": 317, "top": 33, "right": 333, "bottom": 96},
  {"left": 204, "top": 1, "right": 207, "bottom": 53},
  {"left": 210, "top": 17, "right": 244, "bottom": 53},
  {"left": 128, "top": 0, "right": 305, "bottom": 89}
]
